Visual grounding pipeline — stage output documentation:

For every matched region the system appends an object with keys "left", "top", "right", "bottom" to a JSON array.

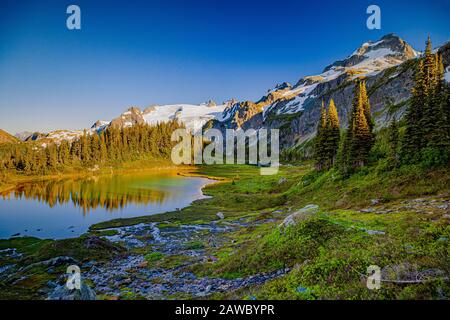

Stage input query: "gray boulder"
[
  {"left": 278, "top": 205, "right": 319, "bottom": 229},
  {"left": 47, "top": 283, "right": 96, "bottom": 300},
  {"left": 216, "top": 212, "right": 225, "bottom": 220}
]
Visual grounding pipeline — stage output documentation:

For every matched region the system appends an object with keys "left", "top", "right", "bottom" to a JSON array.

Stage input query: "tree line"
[
  {"left": 0, "top": 120, "right": 183, "bottom": 175},
  {"left": 314, "top": 37, "right": 449, "bottom": 174}
]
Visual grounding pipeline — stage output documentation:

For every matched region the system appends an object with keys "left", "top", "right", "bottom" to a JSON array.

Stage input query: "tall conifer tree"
[
  {"left": 326, "top": 99, "right": 340, "bottom": 168},
  {"left": 314, "top": 101, "right": 328, "bottom": 170}
]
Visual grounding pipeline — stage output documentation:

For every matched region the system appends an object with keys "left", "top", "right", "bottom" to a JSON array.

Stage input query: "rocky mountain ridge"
[
  {"left": 213, "top": 34, "right": 449, "bottom": 148},
  {"left": 10, "top": 34, "right": 450, "bottom": 150}
]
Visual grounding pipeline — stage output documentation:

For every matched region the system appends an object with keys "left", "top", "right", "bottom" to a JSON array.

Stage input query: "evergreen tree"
[
  {"left": 46, "top": 143, "right": 58, "bottom": 169},
  {"left": 359, "top": 80, "right": 373, "bottom": 132},
  {"left": 349, "top": 95, "right": 372, "bottom": 168},
  {"left": 325, "top": 99, "right": 340, "bottom": 168},
  {"left": 80, "top": 130, "right": 90, "bottom": 164},
  {"left": 428, "top": 53, "right": 449, "bottom": 149},
  {"left": 100, "top": 133, "right": 108, "bottom": 163},
  {"left": 421, "top": 36, "right": 439, "bottom": 145},
  {"left": 90, "top": 133, "right": 101, "bottom": 163},
  {"left": 388, "top": 117, "right": 400, "bottom": 167},
  {"left": 2, "top": 120, "right": 184, "bottom": 174},
  {"left": 59, "top": 140, "right": 70, "bottom": 165},
  {"left": 314, "top": 101, "right": 328, "bottom": 170},
  {"left": 340, "top": 79, "right": 372, "bottom": 172},
  {"left": 402, "top": 59, "right": 425, "bottom": 161},
  {"left": 402, "top": 37, "right": 450, "bottom": 166}
]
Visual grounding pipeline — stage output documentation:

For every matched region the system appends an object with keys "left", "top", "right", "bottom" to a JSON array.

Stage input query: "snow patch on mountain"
[
  {"left": 277, "top": 83, "right": 318, "bottom": 115},
  {"left": 46, "top": 130, "right": 88, "bottom": 142},
  {"left": 259, "top": 34, "right": 419, "bottom": 119},
  {"left": 143, "top": 104, "right": 228, "bottom": 132},
  {"left": 445, "top": 69, "right": 450, "bottom": 83}
]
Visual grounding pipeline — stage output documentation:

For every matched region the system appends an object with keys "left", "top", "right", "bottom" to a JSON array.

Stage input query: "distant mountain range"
[{"left": 8, "top": 34, "right": 450, "bottom": 149}]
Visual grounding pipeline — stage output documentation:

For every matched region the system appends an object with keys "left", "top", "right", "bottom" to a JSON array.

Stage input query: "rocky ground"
[
  {"left": 79, "top": 220, "right": 289, "bottom": 299},
  {"left": 0, "top": 190, "right": 448, "bottom": 300}
]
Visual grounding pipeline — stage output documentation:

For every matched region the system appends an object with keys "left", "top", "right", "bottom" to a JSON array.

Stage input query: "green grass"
[
  {"left": 145, "top": 252, "right": 165, "bottom": 263},
  {"left": 87, "top": 162, "right": 449, "bottom": 299},
  {"left": 91, "top": 164, "right": 307, "bottom": 230},
  {"left": 1, "top": 160, "right": 449, "bottom": 300},
  {"left": 177, "top": 164, "right": 449, "bottom": 300}
]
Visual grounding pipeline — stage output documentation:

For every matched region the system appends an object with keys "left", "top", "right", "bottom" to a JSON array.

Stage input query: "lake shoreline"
[
  {"left": 0, "top": 161, "right": 196, "bottom": 195},
  {"left": 0, "top": 164, "right": 219, "bottom": 240}
]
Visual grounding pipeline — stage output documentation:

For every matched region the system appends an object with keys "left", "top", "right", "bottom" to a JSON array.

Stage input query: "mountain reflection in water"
[{"left": 0, "top": 173, "right": 213, "bottom": 239}]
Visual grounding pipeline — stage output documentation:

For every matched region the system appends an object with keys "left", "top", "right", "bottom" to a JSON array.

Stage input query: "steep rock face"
[
  {"left": 109, "top": 107, "right": 145, "bottom": 128},
  {"left": 91, "top": 120, "right": 110, "bottom": 131},
  {"left": 25, "top": 132, "right": 47, "bottom": 142},
  {"left": 230, "top": 101, "right": 264, "bottom": 129},
  {"left": 14, "top": 131, "right": 33, "bottom": 141}
]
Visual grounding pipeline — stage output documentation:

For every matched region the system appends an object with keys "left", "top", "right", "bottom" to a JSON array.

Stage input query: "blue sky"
[{"left": 1, "top": 0, "right": 449, "bottom": 134}]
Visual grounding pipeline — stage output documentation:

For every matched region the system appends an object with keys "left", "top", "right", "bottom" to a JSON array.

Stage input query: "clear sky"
[{"left": 1, "top": 0, "right": 449, "bottom": 134}]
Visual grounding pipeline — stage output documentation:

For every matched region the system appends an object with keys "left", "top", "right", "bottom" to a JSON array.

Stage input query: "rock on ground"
[
  {"left": 279, "top": 204, "right": 319, "bottom": 229},
  {"left": 216, "top": 212, "right": 225, "bottom": 220},
  {"left": 47, "top": 283, "right": 96, "bottom": 300}
]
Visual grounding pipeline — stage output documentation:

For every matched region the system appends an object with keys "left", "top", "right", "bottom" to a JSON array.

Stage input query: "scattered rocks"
[
  {"left": 85, "top": 219, "right": 288, "bottom": 299},
  {"left": 360, "top": 197, "right": 449, "bottom": 217},
  {"left": 26, "top": 256, "right": 79, "bottom": 270},
  {"left": 0, "top": 264, "right": 15, "bottom": 274},
  {"left": 381, "top": 263, "right": 447, "bottom": 283},
  {"left": 0, "top": 248, "right": 22, "bottom": 259},
  {"left": 278, "top": 177, "right": 287, "bottom": 185}
]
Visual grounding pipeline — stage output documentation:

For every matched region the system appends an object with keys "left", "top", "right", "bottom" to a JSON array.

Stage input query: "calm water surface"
[{"left": 0, "top": 173, "right": 214, "bottom": 239}]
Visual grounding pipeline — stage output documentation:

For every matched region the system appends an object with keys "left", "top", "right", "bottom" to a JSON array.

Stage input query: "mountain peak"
[
  {"left": 322, "top": 34, "right": 418, "bottom": 74},
  {"left": 381, "top": 33, "right": 399, "bottom": 40}
]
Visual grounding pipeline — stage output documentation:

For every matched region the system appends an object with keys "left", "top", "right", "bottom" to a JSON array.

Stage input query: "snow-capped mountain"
[
  {"left": 252, "top": 33, "right": 420, "bottom": 117},
  {"left": 212, "top": 34, "right": 449, "bottom": 148},
  {"left": 19, "top": 102, "right": 231, "bottom": 143},
  {"left": 16, "top": 34, "right": 449, "bottom": 149},
  {"left": 107, "top": 103, "right": 231, "bottom": 133}
]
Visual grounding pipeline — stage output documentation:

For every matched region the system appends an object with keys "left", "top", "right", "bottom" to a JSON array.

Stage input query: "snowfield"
[
  {"left": 275, "top": 83, "right": 318, "bottom": 115},
  {"left": 143, "top": 104, "right": 229, "bottom": 132}
]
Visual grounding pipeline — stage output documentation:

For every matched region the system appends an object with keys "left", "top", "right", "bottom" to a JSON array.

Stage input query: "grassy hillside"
[
  {"left": 89, "top": 163, "right": 449, "bottom": 300},
  {"left": 0, "top": 129, "right": 18, "bottom": 144},
  {"left": 194, "top": 165, "right": 449, "bottom": 300}
]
